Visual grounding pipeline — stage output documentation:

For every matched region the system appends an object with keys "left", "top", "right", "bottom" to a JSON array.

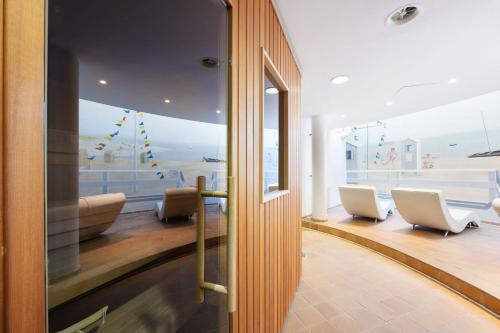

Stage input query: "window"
[
  {"left": 262, "top": 49, "right": 288, "bottom": 200},
  {"left": 344, "top": 90, "right": 500, "bottom": 220}
]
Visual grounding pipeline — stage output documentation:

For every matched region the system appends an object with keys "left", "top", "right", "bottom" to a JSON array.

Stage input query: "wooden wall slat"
[
  {"left": 229, "top": 1, "right": 302, "bottom": 331},
  {"left": 0, "top": 0, "right": 5, "bottom": 329},
  {"left": 236, "top": 0, "right": 247, "bottom": 331},
  {"left": 245, "top": 0, "right": 254, "bottom": 330}
]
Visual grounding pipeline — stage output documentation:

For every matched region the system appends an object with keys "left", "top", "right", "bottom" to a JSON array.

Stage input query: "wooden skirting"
[{"left": 302, "top": 219, "right": 500, "bottom": 317}]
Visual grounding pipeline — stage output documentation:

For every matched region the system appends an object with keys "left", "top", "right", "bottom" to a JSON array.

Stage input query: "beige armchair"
[
  {"left": 47, "top": 193, "right": 126, "bottom": 248},
  {"left": 392, "top": 188, "right": 480, "bottom": 236},
  {"left": 155, "top": 187, "right": 198, "bottom": 222},
  {"left": 79, "top": 193, "right": 126, "bottom": 241}
]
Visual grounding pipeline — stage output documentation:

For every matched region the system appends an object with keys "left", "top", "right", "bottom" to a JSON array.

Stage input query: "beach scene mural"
[
  {"left": 78, "top": 99, "right": 228, "bottom": 197},
  {"left": 344, "top": 90, "right": 500, "bottom": 208}
]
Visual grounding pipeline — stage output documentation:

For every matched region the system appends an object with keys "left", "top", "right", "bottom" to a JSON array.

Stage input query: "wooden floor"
[
  {"left": 49, "top": 205, "right": 226, "bottom": 309},
  {"left": 303, "top": 206, "right": 500, "bottom": 316},
  {"left": 283, "top": 229, "right": 500, "bottom": 333},
  {"left": 49, "top": 247, "right": 227, "bottom": 333}
]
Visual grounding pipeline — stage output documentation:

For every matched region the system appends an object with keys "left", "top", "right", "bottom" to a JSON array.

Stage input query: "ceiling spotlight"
[
  {"left": 330, "top": 75, "right": 350, "bottom": 85},
  {"left": 340, "top": 114, "right": 346, "bottom": 118},
  {"left": 448, "top": 78, "right": 457, "bottom": 84},
  {"left": 216, "top": 110, "right": 221, "bottom": 114},
  {"left": 386, "top": 101, "right": 394, "bottom": 106},
  {"left": 164, "top": 99, "right": 171, "bottom": 104},
  {"left": 99, "top": 79, "right": 107, "bottom": 85},
  {"left": 265, "top": 87, "right": 279, "bottom": 95}
]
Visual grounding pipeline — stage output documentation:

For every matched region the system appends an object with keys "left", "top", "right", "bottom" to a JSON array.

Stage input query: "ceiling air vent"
[{"left": 386, "top": 4, "right": 421, "bottom": 26}]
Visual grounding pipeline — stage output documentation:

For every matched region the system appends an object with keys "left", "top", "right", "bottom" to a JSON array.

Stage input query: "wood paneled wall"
[
  {"left": 0, "top": 0, "right": 301, "bottom": 332},
  {"left": 230, "top": 1, "right": 302, "bottom": 332}
]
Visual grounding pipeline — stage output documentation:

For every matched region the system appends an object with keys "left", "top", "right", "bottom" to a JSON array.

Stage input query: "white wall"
[
  {"left": 301, "top": 117, "right": 312, "bottom": 217},
  {"left": 301, "top": 117, "right": 347, "bottom": 216}
]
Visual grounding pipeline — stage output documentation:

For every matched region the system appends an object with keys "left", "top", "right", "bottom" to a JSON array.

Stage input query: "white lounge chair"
[
  {"left": 338, "top": 185, "right": 394, "bottom": 223},
  {"left": 493, "top": 198, "right": 500, "bottom": 217},
  {"left": 391, "top": 187, "right": 481, "bottom": 236},
  {"left": 155, "top": 187, "right": 197, "bottom": 222}
]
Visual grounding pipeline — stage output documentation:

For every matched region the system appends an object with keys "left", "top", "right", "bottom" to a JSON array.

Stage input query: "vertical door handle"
[{"left": 196, "top": 175, "right": 237, "bottom": 313}]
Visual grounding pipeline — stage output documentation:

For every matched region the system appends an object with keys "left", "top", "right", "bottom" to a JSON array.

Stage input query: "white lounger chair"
[
  {"left": 493, "top": 198, "right": 500, "bottom": 217},
  {"left": 391, "top": 188, "right": 481, "bottom": 236},
  {"left": 338, "top": 185, "right": 394, "bottom": 222},
  {"left": 155, "top": 187, "right": 197, "bottom": 222}
]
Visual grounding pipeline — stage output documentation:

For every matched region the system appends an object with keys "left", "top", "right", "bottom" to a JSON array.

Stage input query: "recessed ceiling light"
[
  {"left": 216, "top": 110, "right": 221, "bottom": 114},
  {"left": 265, "top": 87, "right": 279, "bottom": 95},
  {"left": 448, "top": 78, "right": 457, "bottom": 84},
  {"left": 340, "top": 114, "right": 346, "bottom": 118},
  {"left": 330, "top": 75, "right": 350, "bottom": 85},
  {"left": 99, "top": 79, "right": 107, "bottom": 85},
  {"left": 386, "top": 101, "right": 394, "bottom": 106},
  {"left": 164, "top": 99, "right": 171, "bottom": 104}
]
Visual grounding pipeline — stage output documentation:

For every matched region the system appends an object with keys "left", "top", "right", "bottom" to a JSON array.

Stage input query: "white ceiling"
[{"left": 274, "top": 0, "right": 500, "bottom": 127}]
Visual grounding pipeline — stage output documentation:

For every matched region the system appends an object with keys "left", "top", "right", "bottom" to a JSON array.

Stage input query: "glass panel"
[
  {"left": 263, "top": 73, "right": 281, "bottom": 194},
  {"left": 344, "top": 91, "right": 500, "bottom": 220},
  {"left": 46, "top": 0, "right": 229, "bottom": 332}
]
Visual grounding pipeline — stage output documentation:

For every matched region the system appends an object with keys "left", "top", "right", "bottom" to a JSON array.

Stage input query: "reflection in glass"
[
  {"left": 263, "top": 73, "right": 281, "bottom": 194},
  {"left": 46, "top": 0, "right": 229, "bottom": 332}
]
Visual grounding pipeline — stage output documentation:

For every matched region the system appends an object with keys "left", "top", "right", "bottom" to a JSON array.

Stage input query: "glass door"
[{"left": 45, "top": 0, "right": 231, "bottom": 332}]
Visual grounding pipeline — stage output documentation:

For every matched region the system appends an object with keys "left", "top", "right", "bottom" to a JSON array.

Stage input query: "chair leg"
[
  {"left": 444, "top": 230, "right": 449, "bottom": 237},
  {"left": 374, "top": 218, "right": 378, "bottom": 223}
]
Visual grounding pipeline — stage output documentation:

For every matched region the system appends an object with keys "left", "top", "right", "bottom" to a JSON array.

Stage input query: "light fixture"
[
  {"left": 448, "top": 78, "right": 457, "bottom": 84},
  {"left": 340, "top": 114, "right": 346, "bottom": 118},
  {"left": 164, "top": 99, "right": 171, "bottom": 104},
  {"left": 216, "top": 110, "right": 221, "bottom": 114},
  {"left": 386, "top": 101, "right": 394, "bottom": 106},
  {"left": 330, "top": 75, "right": 350, "bottom": 85},
  {"left": 99, "top": 79, "right": 107, "bottom": 85},
  {"left": 265, "top": 87, "right": 279, "bottom": 95},
  {"left": 386, "top": 5, "right": 421, "bottom": 26}
]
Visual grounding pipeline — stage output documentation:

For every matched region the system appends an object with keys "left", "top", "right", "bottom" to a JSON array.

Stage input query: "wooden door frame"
[{"left": 2, "top": 0, "right": 46, "bottom": 332}]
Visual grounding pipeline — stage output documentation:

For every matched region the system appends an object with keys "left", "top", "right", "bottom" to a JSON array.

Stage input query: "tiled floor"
[
  {"left": 282, "top": 229, "right": 500, "bottom": 333},
  {"left": 303, "top": 206, "right": 500, "bottom": 314}
]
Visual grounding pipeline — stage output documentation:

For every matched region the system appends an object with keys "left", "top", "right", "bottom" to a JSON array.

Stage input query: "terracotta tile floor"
[
  {"left": 282, "top": 229, "right": 500, "bottom": 333},
  {"left": 303, "top": 205, "right": 500, "bottom": 314}
]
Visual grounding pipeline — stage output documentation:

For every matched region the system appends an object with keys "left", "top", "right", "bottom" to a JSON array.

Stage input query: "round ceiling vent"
[
  {"left": 386, "top": 4, "right": 421, "bottom": 26},
  {"left": 200, "top": 57, "right": 219, "bottom": 68}
]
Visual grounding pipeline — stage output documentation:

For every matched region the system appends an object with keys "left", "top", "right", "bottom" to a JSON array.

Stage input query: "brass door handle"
[{"left": 196, "top": 175, "right": 236, "bottom": 313}]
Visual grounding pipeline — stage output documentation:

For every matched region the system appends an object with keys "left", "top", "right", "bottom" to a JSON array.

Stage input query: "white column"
[{"left": 311, "top": 115, "right": 329, "bottom": 221}]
